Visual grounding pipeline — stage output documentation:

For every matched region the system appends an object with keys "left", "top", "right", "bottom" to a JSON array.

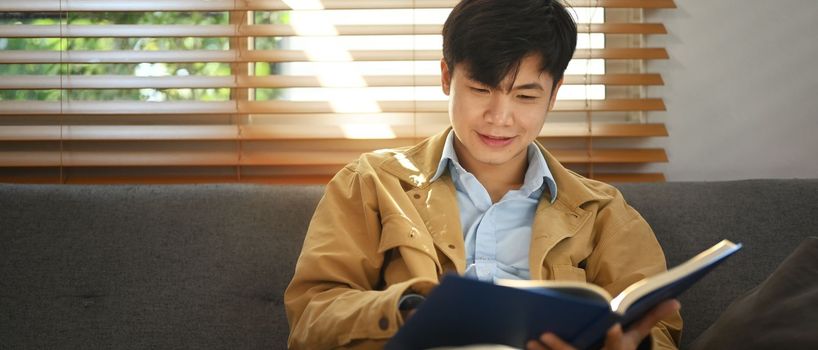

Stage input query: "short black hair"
[{"left": 442, "top": 0, "right": 577, "bottom": 91}]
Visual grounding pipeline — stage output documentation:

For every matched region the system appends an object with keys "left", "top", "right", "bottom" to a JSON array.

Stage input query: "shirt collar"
[
  {"left": 430, "top": 130, "right": 558, "bottom": 203},
  {"left": 430, "top": 130, "right": 460, "bottom": 182}
]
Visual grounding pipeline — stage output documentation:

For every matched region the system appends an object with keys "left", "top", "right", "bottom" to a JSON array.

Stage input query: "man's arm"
[
  {"left": 284, "top": 165, "right": 435, "bottom": 349},
  {"left": 583, "top": 194, "right": 683, "bottom": 349},
  {"left": 529, "top": 188, "right": 682, "bottom": 350}
]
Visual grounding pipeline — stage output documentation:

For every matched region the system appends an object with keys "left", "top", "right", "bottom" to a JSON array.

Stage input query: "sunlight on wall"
[{"left": 289, "top": 8, "right": 385, "bottom": 122}]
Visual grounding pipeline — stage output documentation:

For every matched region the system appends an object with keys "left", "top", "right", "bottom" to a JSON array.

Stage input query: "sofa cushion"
[
  {"left": 690, "top": 236, "right": 818, "bottom": 350},
  {"left": 615, "top": 179, "right": 818, "bottom": 348}
]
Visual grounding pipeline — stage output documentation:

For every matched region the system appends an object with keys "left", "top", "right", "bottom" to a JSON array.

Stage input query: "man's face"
[{"left": 440, "top": 54, "right": 561, "bottom": 172}]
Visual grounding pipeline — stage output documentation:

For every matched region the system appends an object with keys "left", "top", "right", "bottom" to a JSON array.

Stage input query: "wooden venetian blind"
[{"left": 0, "top": 0, "right": 675, "bottom": 184}]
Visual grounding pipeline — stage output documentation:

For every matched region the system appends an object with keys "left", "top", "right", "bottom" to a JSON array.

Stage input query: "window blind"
[{"left": 0, "top": 0, "right": 675, "bottom": 184}]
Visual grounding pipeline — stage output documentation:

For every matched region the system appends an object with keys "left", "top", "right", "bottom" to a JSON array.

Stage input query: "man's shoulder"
[
  {"left": 344, "top": 144, "right": 418, "bottom": 174},
  {"left": 558, "top": 168, "right": 623, "bottom": 204},
  {"left": 556, "top": 171, "right": 646, "bottom": 233},
  {"left": 340, "top": 133, "right": 444, "bottom": 183}
]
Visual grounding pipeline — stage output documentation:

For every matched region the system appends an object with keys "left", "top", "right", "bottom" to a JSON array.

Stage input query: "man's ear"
[
  {"left": 440, "top": 58, "right": 451, "bottom": 96},
  {"left": 548, "top": 78, "right": 563, "bottom": 111}
]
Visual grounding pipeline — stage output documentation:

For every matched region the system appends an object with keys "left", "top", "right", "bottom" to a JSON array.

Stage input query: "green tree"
[{"left": 1, "top": 10, "right": 284, "bottom": 101}]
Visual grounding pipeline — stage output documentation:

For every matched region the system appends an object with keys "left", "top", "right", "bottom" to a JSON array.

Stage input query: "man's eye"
[
  {"left": 518, "top": 95, "right": 538, "bottom": 100},
  {"left": 470, "top": 87, "right": 490, "bottom": 94}
]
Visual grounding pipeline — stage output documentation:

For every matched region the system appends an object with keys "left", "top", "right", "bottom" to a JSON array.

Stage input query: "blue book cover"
[{"left": 386, "top": 240, "right": 741, "bottom": 350}]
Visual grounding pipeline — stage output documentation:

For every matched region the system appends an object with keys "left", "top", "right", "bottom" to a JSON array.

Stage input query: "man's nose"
[{"left": 484, "top": 94, "right": 513, "bottom": 125}]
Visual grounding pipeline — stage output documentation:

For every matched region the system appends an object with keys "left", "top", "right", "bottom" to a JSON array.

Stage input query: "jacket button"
[{"left": 378, "top": 316, "right": 389, "bottom": 330}]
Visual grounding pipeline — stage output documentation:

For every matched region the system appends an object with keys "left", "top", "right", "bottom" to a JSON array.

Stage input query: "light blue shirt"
[{"left": 430, "top": 131, "right": 558, "bottom": 282}]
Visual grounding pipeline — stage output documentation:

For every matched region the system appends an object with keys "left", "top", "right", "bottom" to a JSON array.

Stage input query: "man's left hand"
[{"left": 525, "top": 299, "right": 681, "bottom": 350}]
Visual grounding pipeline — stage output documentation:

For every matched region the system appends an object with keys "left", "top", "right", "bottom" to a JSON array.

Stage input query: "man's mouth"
[{"left": 477, "top": 132, "right": 515, "bottom": 147}]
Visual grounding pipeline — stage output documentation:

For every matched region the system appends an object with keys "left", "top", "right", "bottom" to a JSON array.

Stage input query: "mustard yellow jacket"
[{"left": 285, "top": 129, "right": 682, "bottom": 349}]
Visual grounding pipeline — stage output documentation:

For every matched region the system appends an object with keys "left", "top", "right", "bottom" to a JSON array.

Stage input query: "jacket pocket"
[{"left": 551, "top": 264, "right": 588, "bottom": 282}]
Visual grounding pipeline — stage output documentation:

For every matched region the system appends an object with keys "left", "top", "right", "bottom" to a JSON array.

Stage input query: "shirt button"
[
  {"left": 378, "top": 316, "right": 389, "bottom": 330},
  {"left": 447, "top": 244, "right": 455, "bottom": 249},
  {"left": 413, "top": 193, "right": 421, "bottom": 199}
]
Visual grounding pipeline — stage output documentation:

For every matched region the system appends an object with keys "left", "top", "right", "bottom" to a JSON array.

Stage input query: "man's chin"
[{"left": 474, "top": 156, "right": 513, "bottom": 167}]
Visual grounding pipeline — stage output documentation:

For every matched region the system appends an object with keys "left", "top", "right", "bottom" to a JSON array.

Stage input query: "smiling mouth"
[{"left": 477, "top": 132, "right": 515, "bottom": 147}]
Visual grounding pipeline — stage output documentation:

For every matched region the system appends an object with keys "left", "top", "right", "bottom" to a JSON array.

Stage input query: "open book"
[{"left": 386, "top": 239, "right": 742, "bottom": 350}]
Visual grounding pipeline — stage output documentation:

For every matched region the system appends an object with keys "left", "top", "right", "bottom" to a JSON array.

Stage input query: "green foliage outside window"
[
  {"left": 0, "top": 11, "right": 284, "bottom": 101},
  {"left": 253, "top": 11, "right": 289, "bottom": 101}
]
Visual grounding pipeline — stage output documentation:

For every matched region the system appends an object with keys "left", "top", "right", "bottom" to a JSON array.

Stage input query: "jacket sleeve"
[
  {"left": 284, "top": 164, "right": 436, "bottom": 349},
  {"left": 584, "top": 192, "right": 683, "bottom": 350}
]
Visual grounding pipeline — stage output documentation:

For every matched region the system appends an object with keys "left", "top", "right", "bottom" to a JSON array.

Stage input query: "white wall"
[{"left": 645, "top": 0, "right": 818, "bottom": 181}]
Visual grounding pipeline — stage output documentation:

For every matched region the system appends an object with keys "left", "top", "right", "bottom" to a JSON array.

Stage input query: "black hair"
[{"left": 442, "top": 0, "right": 578, "bottom": 91}]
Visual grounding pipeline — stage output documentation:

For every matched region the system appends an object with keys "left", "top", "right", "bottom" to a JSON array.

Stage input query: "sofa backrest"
[
  {"left": 0, "top": 184, "right": 324, "bottom": 349},
  {"left": 617, "top": 179, "right": 818, "bottom": 348},
  {"left": 2, "top": 179, "right": 816, "bottom": 349}
]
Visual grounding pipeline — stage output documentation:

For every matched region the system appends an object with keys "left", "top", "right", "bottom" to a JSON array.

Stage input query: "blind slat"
[
  {"left": 0, "top": 123, "right": 668, "bottom": 141},
  {"left": 0, "top": 75, "right": 239, "bottom": 89},
  {"left": 250, "top": 48, "right": 671, "bottom": 62},
  {"left": 566, "top": 74, "right": 663, "bottom": 86},
  {"left": 0, "top": 152, "right": 61, "bottom": 167},
  {"left": 1, "top": 0, "right": 675, "bottom": 12},
  {"left": 578, "top": 23, "right": 666, "bottom": 34},
  {"left": 0, "top": 74, "right": 663, "bottom": 89},
  {"left": 551, "top": 149, "right": 668, "bottom": 164},
  {"left": 241, "top": 99, "right": 666, "bottom": 114},
  {"left": 0, "top": 48, "right": 668, "bottom": 63},
  {"left": 0, "top": 148, "right": 666, "bottom": 167},
  {"left": 0, "top": 0, "right": 238, "bottom": 12},
  {"left": 0, "top": 50, "right": 237, "bottom": 64},
  {"left": 0, "top": 23, "right": 667, "bottom": 38},
  {"left": 0, "top": 101, "right": 237, "bottom": 115},
  {"left": 0, "top": 99, "right": 665, "bottom": 115},
  {"left": 544, "top": 123, "right": 668, "bottom": 138},
  {"left": 0, "top": 25, "right": 235, "bottom": 38}
]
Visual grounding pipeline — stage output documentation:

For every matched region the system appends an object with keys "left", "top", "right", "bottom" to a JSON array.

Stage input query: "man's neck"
[{"left": 454, "top": 142, "right": 528, "bottom": 203}]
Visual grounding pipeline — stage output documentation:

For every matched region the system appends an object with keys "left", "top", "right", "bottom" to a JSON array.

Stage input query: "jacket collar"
[
  {"left": 378, "top": 128, "right": 449, "bottom": 189},
  {"left": 379, "top": 127, "right": 601, "bottom": 210}
]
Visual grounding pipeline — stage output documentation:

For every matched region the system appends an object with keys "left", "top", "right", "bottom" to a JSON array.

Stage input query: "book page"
[{"left": 497, "top": 279, "right": 613, "bottom": 304}]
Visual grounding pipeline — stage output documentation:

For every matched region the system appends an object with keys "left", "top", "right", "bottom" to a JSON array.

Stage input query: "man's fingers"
[
  {"left": 603, "top": 324, "right": 624, "bottom": 350},
  {"left": 526, "top": 340, "right": 548, "bottom": 350},
  {"left": 539, "top": 333, "right": 577, "bottom": 350},
  {"left": 627, "top": 299, "right": 681, "bottom": 339},
  {"left": 528, "top": 301, "right": 678, "bottom": 350}
]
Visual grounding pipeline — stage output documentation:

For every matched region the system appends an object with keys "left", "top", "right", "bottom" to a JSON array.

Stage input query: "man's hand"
[
  {"left": 398, "top": 292, "right": 425, "bottom": 322},
  {"left": 525, "top": 299, "right": 681, "bottom": 350},
  {"left": 400, "top": 308, "right": 417, "bottom": 321}
]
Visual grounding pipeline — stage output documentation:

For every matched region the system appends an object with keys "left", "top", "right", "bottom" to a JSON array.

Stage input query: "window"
[{"left": 0, "top": 0, "right": 675, "bottom": 184}]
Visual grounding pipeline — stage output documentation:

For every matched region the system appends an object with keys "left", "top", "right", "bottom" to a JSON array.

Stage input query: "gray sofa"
[{"left": 1, "top": 179, "right": 816, "bottom": 349}]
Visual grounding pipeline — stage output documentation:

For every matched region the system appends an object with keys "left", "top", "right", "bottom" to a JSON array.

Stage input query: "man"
[{"left": 285, "top": 0, "right": 682, "bottom": 349}]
